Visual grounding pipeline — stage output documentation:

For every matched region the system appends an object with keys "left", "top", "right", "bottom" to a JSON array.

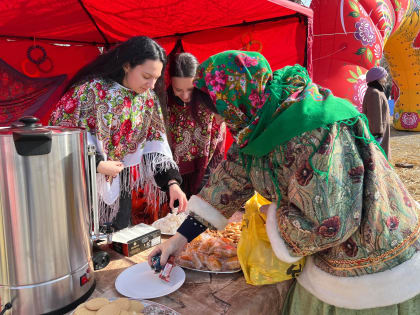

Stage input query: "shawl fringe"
[{"left": 98, "top": 153, "right": 178, "bottom": 225}]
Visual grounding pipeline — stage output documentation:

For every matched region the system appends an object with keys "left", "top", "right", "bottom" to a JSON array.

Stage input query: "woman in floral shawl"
[
  {"left": 50, "top": 36, "right": 187, "bottom": 230},
  {"left": 150, "top": 51, "right": 420, "bottom": 314},
  {"left": 167, "top": 53, "right": 226, "bottom": 198}
]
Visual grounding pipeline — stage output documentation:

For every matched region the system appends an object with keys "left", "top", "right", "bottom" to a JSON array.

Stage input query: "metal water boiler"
[{"left": 0, "top": 117, "right": 95, "bottom": 314}]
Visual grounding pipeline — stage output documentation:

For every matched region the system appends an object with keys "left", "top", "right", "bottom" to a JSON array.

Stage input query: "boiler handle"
[{"left": 87, "top": 145, "right": 100, "bottom": 238}]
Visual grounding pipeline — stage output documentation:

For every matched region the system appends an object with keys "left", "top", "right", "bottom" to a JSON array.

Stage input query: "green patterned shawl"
[{"left": 194, "top": 51, "right": 361, "bottom": 158}]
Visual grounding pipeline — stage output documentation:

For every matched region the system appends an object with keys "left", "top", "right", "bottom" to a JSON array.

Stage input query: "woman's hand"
[
  {"left": 168, "top": 181, "right": 187, "bottom": 212},
  {"left": 97, "top": 161, "right": 124, "bottom": 177},
  {"left": 148, "top": 232, "right": 188, "bottom": 267}
]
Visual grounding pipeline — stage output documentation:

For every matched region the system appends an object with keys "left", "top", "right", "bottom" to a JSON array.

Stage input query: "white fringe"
[{"left": 98, "top": 153, "right": 178, "bottom": 225}]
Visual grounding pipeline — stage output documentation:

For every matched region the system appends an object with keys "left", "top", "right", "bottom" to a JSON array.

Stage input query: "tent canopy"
[
  {"left": 0, "top": 0, "right": 312, "bottom": 75},
  {"left": 0, "top": 0, "right": 312, "bottom": 45},
  {"left": 0, "top": 0, "right": 313, "bottom": 124}
]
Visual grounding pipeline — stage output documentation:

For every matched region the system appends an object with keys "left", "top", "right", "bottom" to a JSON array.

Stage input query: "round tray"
[
  {"left": 180, "top": 265, "right": 241, "bottom": 274},
  {"left": 72, "top": 298, "right": 180, "bottom": 315}
]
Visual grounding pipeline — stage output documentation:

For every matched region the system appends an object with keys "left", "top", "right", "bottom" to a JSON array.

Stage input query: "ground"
[{"left": 390, "top": 127, "right": 420, "bottom": 202}]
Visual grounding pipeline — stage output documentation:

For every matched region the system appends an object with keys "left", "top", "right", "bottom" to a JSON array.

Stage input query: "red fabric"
[
  {"left": 0, "top": 40, "right": 99, "bottom": 79},
  {"left": 225, "top": 128, "right": 234, "bottom": 158},
  {"left": 414, "top": 31, "right": 420, "bottom": 48},
  {"left": 0, "top": 1, "right": 313, "bottom": 125},
  {"left": 131, "top": 187, "right": 171, "bottom": 225},
  {"left": 0, "top": 40, "right": 99, "bottom": 124},
  {"left": 182, "top": 17, "right": 308, "bottom": 71},
  {"left": 391, "top": 81, "right": 400, "bottom": 102},
  {"left": 0, "top": 0, "right": 312, "bottom": 43},
  {"left": 0, "top": 58, "right": 66, "bottom": 126}
]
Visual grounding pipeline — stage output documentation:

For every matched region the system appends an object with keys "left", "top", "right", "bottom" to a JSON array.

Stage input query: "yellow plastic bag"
[{"left": 237, "top": 193, "right": 305, "bottom": 285}]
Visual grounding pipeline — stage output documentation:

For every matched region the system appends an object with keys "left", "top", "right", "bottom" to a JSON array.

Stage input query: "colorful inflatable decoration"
[
  {"left": 310, "top": 0, "right": 412, "bottom": 119},
  {"left": 384, "top": 1, "right": 420, "bottom": 131}
]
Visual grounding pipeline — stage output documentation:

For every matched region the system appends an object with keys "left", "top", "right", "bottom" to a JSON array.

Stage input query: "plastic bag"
[{"left": 237, "top": 193, "right": 305, "bottom": 285}]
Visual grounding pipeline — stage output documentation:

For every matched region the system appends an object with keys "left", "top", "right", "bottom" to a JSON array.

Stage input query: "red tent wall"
[
  {"left": 0, "top": 0, "right": 312, "bottom": 44},
  {"left": 0, "top": 0, "right": 313, "bottom": 125},
  {"left": 181, "top": 17, "right": 308, "bottom": 70},
  {"left": 0, "top": 40, "right": 99, "bottom": 79}
]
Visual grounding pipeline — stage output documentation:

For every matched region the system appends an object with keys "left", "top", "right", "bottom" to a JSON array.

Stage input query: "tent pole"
[{"left": 77, "top": 0, "right": 110, "bottom": 49}]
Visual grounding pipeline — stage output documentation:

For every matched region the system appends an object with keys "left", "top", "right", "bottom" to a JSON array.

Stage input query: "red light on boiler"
[{"left": 80, "top": 275, "right": 88, "bottom": 286}]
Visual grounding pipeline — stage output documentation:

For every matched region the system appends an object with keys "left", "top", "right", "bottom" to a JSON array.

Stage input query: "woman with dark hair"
[
  {"left": 166, "top": 52, "right": 226, "bottom": 198},
  {"left": 50, "top": 36, "right": 187, "bottom": 230},
  {"left": 150, "top": 51, "right": 420, "bottom": 314}
]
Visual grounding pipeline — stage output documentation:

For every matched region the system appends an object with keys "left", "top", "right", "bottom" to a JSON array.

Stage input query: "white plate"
[
  {"left": 180, "top": 265, "right": 241, "bottom": 274},
  {"left": 115, "top": 262, "right": 185, "bottom": 299}
]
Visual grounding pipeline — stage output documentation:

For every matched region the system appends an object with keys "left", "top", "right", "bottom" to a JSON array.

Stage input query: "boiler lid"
[
  {"left": 0, "top": 116, "right": 84, "bottom": 136},
  {"left": 0, "top": 116, "right": 85, "bottom": 156}
]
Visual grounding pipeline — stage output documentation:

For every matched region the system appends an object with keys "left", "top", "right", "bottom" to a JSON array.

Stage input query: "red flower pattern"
[
  {"left": 87, "top": 116, "right": 96, "bottom": 130},
  {"left": 400, "top": 112, "right": 419, "bottom": 129},
  {"left": 348, "top": 166, "right": 364, "bottom": 183},
  {"left": 318, "top": 133, "right": 333, "bottom": 155},
  {"left": 146, "top": 99, "right": 154, "bottom": 108},
  {"left": 64, "top": 99, "right": 77, "bottom": 114},
  {"left": 98, "top": 89, "right": 106, "bottom": 100},
  {"left": 123, "top": 97, "right": 132, "bottom": 107},
  {"left": 121, "top": 119, "right": 132, "bottom": 136},
  {"left": 317, "top": 216, "right": 341, "bottom": 238},
  {"left": 386, "top": 216, "right": 399, "bottom": 231},
  {"left": 342, "top": 238, "right": 358, "bottom": 257},
  {"left": 295, "top": 161, "right": 314, "bottom": 186},
  {"left": 111, "top": 132, "right": 122, "bottom": 146},
  {"left": 404, "top": 196, "right": 412, "bottom": 208},
  {"left": 190, "top": 146, "right": 198, "bottom": 156}
]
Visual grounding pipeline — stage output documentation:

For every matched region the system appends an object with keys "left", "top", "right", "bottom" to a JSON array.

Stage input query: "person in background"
[
  {"left": 50, "top": 36, "right": 187, "bottom": 230},
  {"left": 149, "top": 51, "right": 420, "bottom": 314},
  {"left": 166, "top": 52, "right": 226, "bottom": 198},
  {"left": 362, "top": 66, "right": 391, "bottom": 159}
]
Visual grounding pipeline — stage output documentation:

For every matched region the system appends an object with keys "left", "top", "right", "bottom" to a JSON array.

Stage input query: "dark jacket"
[{"left": 362, "top": 82, "right": 391, "bottom": 159}]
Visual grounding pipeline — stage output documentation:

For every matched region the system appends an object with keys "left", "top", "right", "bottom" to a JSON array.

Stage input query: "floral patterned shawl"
[
  {"left": 167, "top": 90, "right": 226, "bottom": 196},
  {"left": 194, "top": 51, "right": 361, "bottom": 158},
  {"left": 49, "top": 78, "right": 176, "bottom": 224}
]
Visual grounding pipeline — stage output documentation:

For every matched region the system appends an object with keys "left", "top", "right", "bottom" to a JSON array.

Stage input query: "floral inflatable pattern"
[{"left": 311, "top": 0, "right": 420, "bottom": 132}]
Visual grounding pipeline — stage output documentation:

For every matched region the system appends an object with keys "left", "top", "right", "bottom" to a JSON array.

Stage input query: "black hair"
[
  {"left": 168, "top": 53, "right": 218, "bottom": 121},
  {"left": 169, "top": 52, "right": 199, "bottom": 77},
  {"left": 65, "top": 36, "right": 167, "bottom": 107}
]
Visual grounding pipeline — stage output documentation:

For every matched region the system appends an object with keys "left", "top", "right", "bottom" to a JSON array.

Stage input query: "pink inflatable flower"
[
  {"left": 354, "top": 18, "right": 376, "bottom": 46},
  {"left": 352, "top": 78, "right": 367, "bottom": 112},
  {"left": 400, "top": 112, "right": 419, "bottom": 129}
]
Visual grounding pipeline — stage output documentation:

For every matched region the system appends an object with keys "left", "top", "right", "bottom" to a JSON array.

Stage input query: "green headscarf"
[{"left": 194, "top": 50, "right": 361, "bottom": 158}]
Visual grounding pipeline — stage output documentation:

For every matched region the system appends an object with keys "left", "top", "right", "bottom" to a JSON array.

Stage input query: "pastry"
[
  {"left": 96, "top": 303, "right": 121, "bottom": 315},
  {"left": 225, "top": 256, "right": 241, "bottom": 270},
  {"left": 85, "top": 297, "right": 109, "bottom": 311},
  {"left": 113, "top": 297, "right": 130, "bottom": 310},
  {"left": 129, "top": 300, "right": 145, "bottom": 312},
  {"left": 73, "top": 306, "right": 96, "bottom": 315}
]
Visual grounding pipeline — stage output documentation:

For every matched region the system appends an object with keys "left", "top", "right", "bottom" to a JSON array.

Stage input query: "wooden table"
[{"left": 88, "top": 239, "right": 293, "bottom": 315}]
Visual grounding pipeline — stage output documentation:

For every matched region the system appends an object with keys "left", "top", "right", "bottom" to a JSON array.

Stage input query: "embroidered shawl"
[
  {"left": 167, "top": 90, "right": 226, "bottom": 195},
  {"left": 50, "top": 78, "right": 177, "bottom": 224}
]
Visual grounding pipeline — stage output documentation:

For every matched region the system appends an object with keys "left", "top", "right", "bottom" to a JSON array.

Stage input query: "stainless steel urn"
[{"left": 0, "top": 117, "right": 95, "bottom": 314}]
